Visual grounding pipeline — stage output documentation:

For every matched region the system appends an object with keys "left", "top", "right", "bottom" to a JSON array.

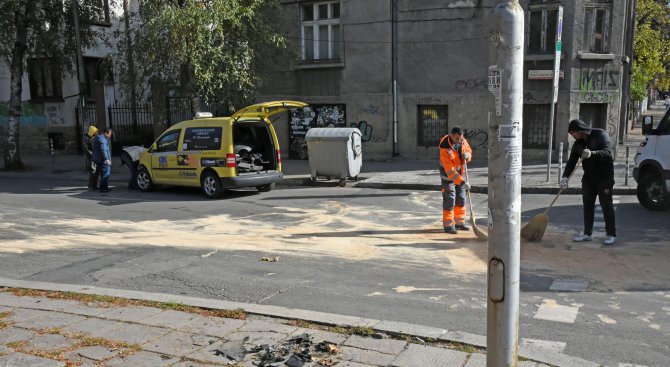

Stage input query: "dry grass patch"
[{"left": 0, "top": 287, "right": 247, "bottom": 320}]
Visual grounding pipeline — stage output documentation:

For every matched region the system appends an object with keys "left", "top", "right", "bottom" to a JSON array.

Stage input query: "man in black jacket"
[{"left": 560, "top": 119, "right": 616, "bottom": 245}]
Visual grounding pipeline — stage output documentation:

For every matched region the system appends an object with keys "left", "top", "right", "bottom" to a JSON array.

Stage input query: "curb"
[
  {"left": 355, "top": 182, "right": 637, "bottom": 195},
  {"left": 0, "top": 277, "right": 598, "bottom": 367},
  {"left": 0, "top": 172, "right": 638, "bottom": 195}
]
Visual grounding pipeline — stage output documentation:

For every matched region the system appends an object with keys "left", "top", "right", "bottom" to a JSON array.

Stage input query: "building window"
[
  {"left": 523, "top": 104, "right": 557, "bottom": 149},
  {"left": 28, "top": 58, "right": 62, "bottom": 101},
  {"left": 417, "top": 105, "right": 448, "bottom": 147},
  {"left": 528, "top": 8, "right": 559, "bottom": 54},
  {"left": 89, "top": 0, "right": 111, "bottom": 25},
  {"left": 301, "top": 1, "right": 341, "bottom": 63},
  {"left": 583, "top": 7, "right": 609, "bottom": 53},
  {"left": 84, "top": 57, "right": 114, "bottom": 99}
]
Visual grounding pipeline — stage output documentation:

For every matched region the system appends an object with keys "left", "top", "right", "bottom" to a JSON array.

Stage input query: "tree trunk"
[{"left": 3, "top": 3, "right": 29, "bottom": 170}]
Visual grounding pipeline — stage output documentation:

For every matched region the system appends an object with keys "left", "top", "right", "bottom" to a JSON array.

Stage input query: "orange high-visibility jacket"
[{"left": 439, "top": 136, "right": 473, "bottom": 185}]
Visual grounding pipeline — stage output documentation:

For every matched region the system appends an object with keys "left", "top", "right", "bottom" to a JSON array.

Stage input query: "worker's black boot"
[
  {"left": 443, "top": 226, "right": 458, "bottom": 234},
  {"left": 455, "top": 224, "right": 470, "bottom": 231}
]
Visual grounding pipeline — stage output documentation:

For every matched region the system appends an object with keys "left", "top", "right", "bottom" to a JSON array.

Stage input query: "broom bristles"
[{"left": 520, "top": 213, "right": 549, "bottom": 242}]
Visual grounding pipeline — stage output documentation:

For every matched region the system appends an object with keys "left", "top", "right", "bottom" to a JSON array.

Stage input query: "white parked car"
[{"left": 634, "top": 108, "right": 670, "bottom": 210}]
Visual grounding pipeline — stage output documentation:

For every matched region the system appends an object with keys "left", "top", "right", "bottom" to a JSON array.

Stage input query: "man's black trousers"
[{"left": 582, "top": 179, "right": 616, "bottom": 236}]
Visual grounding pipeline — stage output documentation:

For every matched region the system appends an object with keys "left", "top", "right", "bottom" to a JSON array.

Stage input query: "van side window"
[
  {"left": 183, "top": 127, "right": 222, "bottom": 150},
  {"left": 155, "top": 130, "right": 181, "bottom": 152}
]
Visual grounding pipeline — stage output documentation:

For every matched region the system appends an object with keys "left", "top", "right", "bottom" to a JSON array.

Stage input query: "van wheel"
[
  {"left": 201, "top": 171, "right": 223, "bottom": 199},
  {"left": 338, "top": 178, "right": 347, "bottom": 187},
  {"left": 136, "top": 167, "right": 154, "bottom": 192},
  {"left": 256, "top": 183, "right": 275, "bottom": 192},
  {"left": 637, "top": 172, "right": 670, "bottom": 211}
]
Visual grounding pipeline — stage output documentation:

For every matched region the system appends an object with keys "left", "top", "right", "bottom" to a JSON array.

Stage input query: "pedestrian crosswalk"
[{"left": 592, "top": 195, "right": 620, "bottom": 238}]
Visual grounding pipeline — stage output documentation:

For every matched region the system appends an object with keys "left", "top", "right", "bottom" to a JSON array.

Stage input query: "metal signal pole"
[{"left": 487, "top": 0, "right": 524, "bottom": 365}]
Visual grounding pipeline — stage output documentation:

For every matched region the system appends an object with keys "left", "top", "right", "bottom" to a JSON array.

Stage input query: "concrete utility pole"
[{"left": 486, "top": 0, "right": 524, "bottom": 365}]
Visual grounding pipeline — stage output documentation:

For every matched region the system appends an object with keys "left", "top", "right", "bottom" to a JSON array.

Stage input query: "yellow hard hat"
[{"left": 87, "top": 125, "right": 99, "bottom": 137}]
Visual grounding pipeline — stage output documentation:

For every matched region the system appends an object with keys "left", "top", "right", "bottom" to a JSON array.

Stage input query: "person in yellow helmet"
[{"left": 85, "top": 125, "right": 99, "bottom": 190}]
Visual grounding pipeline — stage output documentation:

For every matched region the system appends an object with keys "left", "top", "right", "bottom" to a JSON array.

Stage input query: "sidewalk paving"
[
  {"left": 0, "top": 278, "right": 601, "bottom": 367},
  {"left": 0, "top": 108, "right": 661, "bottom": 196}
]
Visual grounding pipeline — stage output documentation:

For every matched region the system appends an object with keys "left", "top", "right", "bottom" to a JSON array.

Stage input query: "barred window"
[
  {"left": 523, "top": 104, "right": 556, "bottom": 149},
  {"left": 417, "top": 105, "right": 449, "bottom": 147}
]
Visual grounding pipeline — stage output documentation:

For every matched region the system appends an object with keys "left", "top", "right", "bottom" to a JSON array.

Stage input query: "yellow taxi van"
[{"left": 136, "top": 101, "right": 307, "bottom": 198}]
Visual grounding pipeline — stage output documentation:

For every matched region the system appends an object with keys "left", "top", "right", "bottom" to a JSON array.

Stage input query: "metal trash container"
[{"left": 305, "top": 128, "right": 363, "bottom": 187}]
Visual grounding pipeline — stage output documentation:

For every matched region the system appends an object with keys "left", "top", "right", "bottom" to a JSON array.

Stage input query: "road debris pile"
[
  {"left": 213, "top": 333, "right": 342, "bottom": 366},
  {"left": 260, "top": 256, "right": 280, "bottom": 262}
]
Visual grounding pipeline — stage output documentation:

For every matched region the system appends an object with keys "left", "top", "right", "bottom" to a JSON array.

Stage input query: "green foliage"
[
  {"left": 116, "top": 0, "right": 287, "bottom": 111},
  {"left": 0, "top": 0, "right": 111, "bottom": 77},
  {"left": 632, "top": 0, "right": 670, "bottom": 100}
]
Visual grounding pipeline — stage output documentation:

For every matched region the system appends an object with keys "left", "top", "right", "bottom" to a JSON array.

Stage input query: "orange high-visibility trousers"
[{"left": 442, "top": 179, "right": 467, "bottom": 227}]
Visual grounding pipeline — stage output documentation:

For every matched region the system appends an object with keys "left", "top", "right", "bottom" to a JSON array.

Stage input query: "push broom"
[
  {"left": 520, "top": 160, "right": 581, "bottom": 242},
  {"left": 463, "top": 161, "right": 488, "bottom": 241}
]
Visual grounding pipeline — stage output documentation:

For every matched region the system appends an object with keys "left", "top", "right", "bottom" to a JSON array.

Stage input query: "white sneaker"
[
  {"left": 603, "top": 236, "right": 616, "bottom": 245},
  {"left": 573, "top": 234, "right": 593, "bottom": 242}
]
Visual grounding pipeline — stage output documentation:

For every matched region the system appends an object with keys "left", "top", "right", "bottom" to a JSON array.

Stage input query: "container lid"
[{"left": 305, "top": 128, "right": 362, "bottom": 141}]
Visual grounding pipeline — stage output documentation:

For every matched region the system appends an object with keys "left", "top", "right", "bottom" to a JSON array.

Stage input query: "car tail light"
[
  {"left": 226, "top": 154, "right": 236, "bottom": 167},
  {"left": 277, "top": 149, "right": 282, "bottom": 164}
]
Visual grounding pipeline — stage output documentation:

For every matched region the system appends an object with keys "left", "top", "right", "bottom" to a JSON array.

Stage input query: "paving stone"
[
  {"left": 5, "top": 308, "right": 52, "bottom": 323},
  {"left": 0, "top": 327, "right": 36, "bottom": 344},
  {"left": 0, "top": 307, "right": 11, "bottom": 314},
  {"left": 97, "top": 306, "right": 162, "bottom": 322},
  {"left": 0, "top": 352, "right": 65, "bottom": 367},
  {"left": 519, "top": 362, "right": 539, "bottom": 367},
  {"left": 464, "top": 353, "right": 486, "bottom": 367},
  {"left": 339, "top": 346, "right": 397, "bottom": 366},
  {"left": 62, "top": 318, "right": 126, "bottom": 338},
  {"left": 105, "top": 323, "right": 169, "bottom": 345},
  {"left": 0, "top": 346, "right": 11, "bottom": 355},
  {"left": 344, "top": 335, "right": 407, "bottom": 355},
  {"left": 374, "top": 320, "right": 447, "bottom": 340},
  {"left": 24, "top": 334, "right": 77, "bottom": 351},
  {"left": 102, "top": 351, "right": 179, "bottom": 367},
  {"left": 140, "top": 310, "right": 245, "bottom": 337},
  {"left": 72, "top": 346, "right": 125, "bottom": 361},
  {"left": 142, "top": 331, "right": 207, "bottom": 357},
  {"left": 186, "top": 340, "right": 245, "bottom": 365},
  {"left": 237, "top": 320, "right": 298, "bottom": 335},
  {"left": 225, "top": 331, "right": 286, "bottom": 346},
  {"left": 331, "top": 362, "right": 377, "bottom": 367},
  {"left": 390, "top": 344, "right": 468, "bottom": 367},
  {"left": 170, "top": 362, "right": 222, "bottom": 367},
  {"left": 13, "top": 310, "right": 86, "bottom": 330},
  {"left": 290, "top": 328, "right": 348, "bottom": 345},
  {"left": 0, "top": 294, "right": 53, "bottom": 309}
]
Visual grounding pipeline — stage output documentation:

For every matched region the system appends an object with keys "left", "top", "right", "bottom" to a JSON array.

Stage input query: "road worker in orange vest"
[{"left": 439, "top": 126, "right": 473, "bottom": 234}]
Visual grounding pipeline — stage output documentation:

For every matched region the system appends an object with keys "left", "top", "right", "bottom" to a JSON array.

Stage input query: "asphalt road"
[{"left": 0, "top": 177, "right": 668, "bottom": 366}]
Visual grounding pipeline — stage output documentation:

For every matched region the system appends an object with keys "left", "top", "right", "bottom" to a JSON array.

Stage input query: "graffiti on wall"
[
  {"left": 455, "top": 78, "right": 486, "bottom": 91},
  {"left": 288, "top": 104, "right": 346, "bottom": 159},
  {"left": 0, "top": 102, "right": 47, "bottom": 127},
  {"left": 578, "top": 68, "right": 618, "bottom": 104},
  {"left": 358, "top": 105, "right": 380, "bottom": 116},
  {"left": 578, "top": 67, "right": 620, "bottom": 90},
  {"left": 350, "top": 121, "right": 388, "bottom": 144},
  {"left": 45, "top": 103, "right": 65, "bottom": 126},
  {"left": 463, "top": 128, "right": 488, "bottom": 151}
]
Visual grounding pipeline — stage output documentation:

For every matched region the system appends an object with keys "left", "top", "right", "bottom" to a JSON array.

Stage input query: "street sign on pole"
[
  {"left": 487, "top": 0, "right": 524, "bottom": 365},
  {"left": 546, "top": 6, "right": 563, "bottom": 182}
]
